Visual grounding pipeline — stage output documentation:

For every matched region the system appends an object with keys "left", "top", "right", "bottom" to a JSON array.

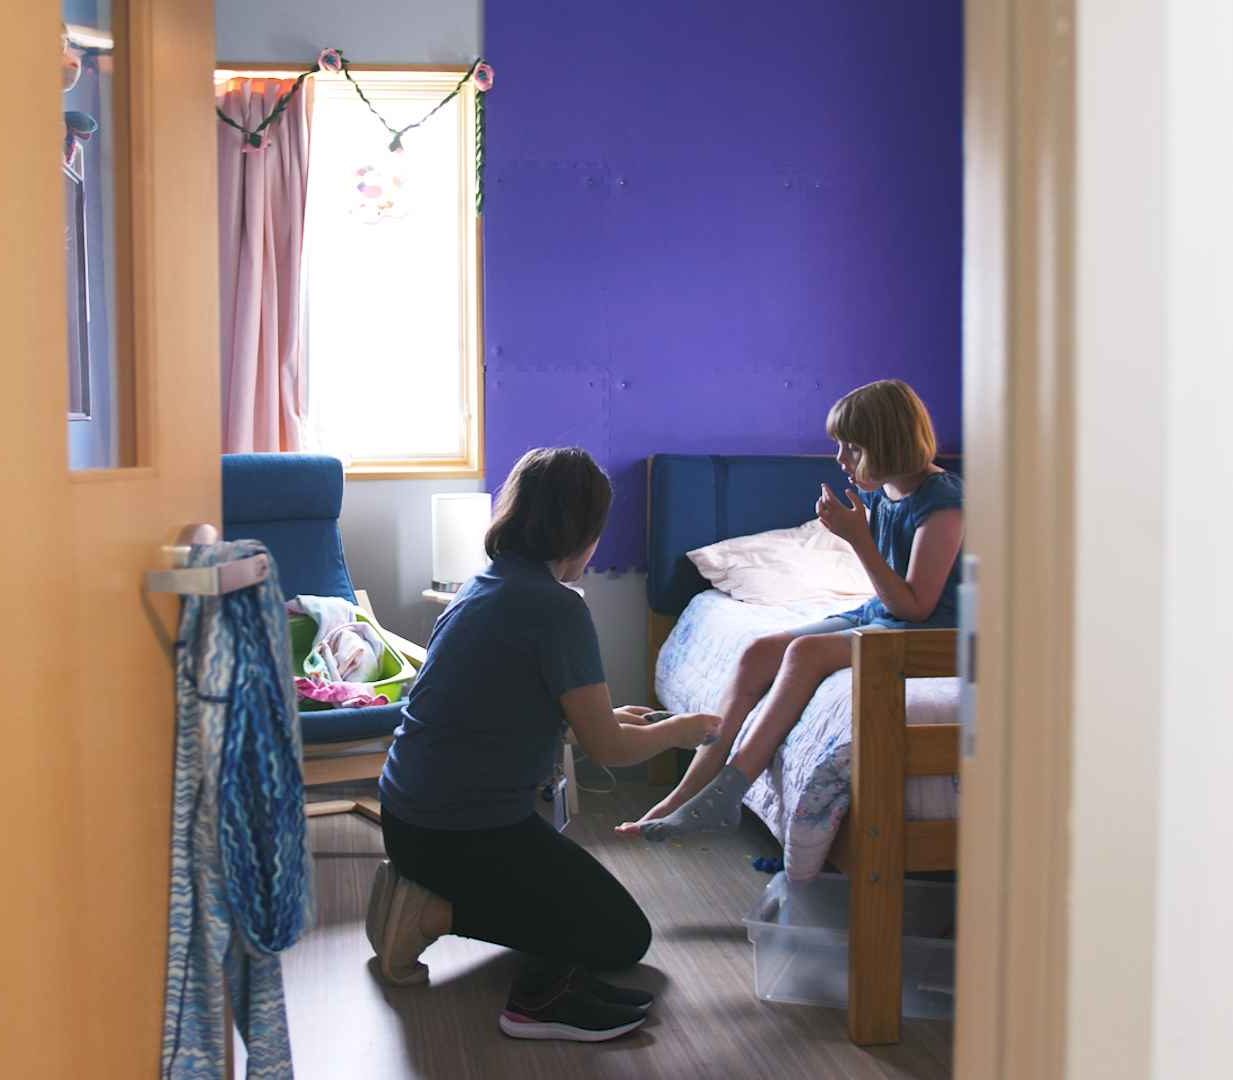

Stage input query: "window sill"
[{"left": 344, "top": 461, "right": 485, "bottom": 481}]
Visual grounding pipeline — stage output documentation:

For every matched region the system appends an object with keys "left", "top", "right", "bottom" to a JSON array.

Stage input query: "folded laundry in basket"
[
  {"left": 287, "top": 595, "right": 384, "bottom": 684},
  {"left": 288, "top": 595, "right": 355, "bottom": 637},
  {"left": 294, "top": 675, "right": 390, "bottom": 710},
  {"left": 309, "top": 621, "right": 385, "bottom": 683}
]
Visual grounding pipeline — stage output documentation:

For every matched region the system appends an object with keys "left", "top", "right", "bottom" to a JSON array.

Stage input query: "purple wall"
[{"left": 484, "top": 0, "right": 963, "bottom": 571}]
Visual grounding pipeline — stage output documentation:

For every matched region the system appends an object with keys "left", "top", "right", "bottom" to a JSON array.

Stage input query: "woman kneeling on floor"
[{"left": 369, "top": 447, "right": 720, "bottom": 1042}]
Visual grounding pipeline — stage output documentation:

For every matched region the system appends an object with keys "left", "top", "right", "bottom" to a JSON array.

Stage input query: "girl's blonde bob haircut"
[{"left": 826, "top": 379, "right": 938, "bottom": 485}]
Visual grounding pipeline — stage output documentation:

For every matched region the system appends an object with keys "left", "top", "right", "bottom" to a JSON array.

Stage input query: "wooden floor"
[{"left": 278, "top": 783, "right": 952, "bottom": 1080}]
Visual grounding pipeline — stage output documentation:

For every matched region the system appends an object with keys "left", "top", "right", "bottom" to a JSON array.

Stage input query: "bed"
[
  {"left": 645, "top": 453, "right": 964, "bottom": 1046},
  {"left": 656, "top": 589, "right": 960, "bottom": 878}
]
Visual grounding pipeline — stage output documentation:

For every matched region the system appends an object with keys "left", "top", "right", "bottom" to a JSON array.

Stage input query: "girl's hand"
[
  {"left": 669, "top": 712, "right": 722, "bottom": 749},
  {"left": 615, "top": 705, "right": 656, "bottom": 725},
  {"left": 816, "top": 484, "right": 871, "bottom": 546}
]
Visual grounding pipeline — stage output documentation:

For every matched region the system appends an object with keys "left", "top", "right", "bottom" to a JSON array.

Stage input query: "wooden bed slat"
[
  {"left": 828, "top": 821, "right": 959, "bottom": 876},
  {"left": 905, "top": 820, "right": 958, "bottom": 872},
  {"left": 901, "top": 628, "right": 960, "bottom": 678},
  {"left": 905, "top": 724, "right": 962, "bottom": 776}
]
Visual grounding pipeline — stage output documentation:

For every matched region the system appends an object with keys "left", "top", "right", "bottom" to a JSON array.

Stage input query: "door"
[
  {"left": 955, "top": 1, "right": 1075, "bottom": 1076},
  {"left": 1, "top": 2, "right": 219, "bottom": 1075}
]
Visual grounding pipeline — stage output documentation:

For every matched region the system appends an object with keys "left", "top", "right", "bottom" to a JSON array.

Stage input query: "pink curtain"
[{"left": 216, "top": 78, "right": 311, "bottom": 452}]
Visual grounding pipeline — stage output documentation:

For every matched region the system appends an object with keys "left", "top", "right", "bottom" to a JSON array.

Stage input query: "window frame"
[{"left": 214, "top": 63, "right": 485, "bottom": 480}]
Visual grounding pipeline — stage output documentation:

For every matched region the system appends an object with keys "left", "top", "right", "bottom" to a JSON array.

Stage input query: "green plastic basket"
[{"left": 289, "top": 610, "right": 416, "bottom": 711}]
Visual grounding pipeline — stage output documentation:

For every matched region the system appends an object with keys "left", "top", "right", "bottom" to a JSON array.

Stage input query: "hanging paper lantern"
[
  {"left": 317, "top": 48, "right": 344, "bottom": 74},
  {"left": 473, "top": 62, "right": 495, "bottom": 93},
  {"left": 352, "top": 160, "right": 410, "bottom": 224}
]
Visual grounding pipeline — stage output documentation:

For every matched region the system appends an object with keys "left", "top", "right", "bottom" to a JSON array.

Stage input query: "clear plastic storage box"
[{"left": 743, "top": 871, "right": 955, "bottom": 1019}]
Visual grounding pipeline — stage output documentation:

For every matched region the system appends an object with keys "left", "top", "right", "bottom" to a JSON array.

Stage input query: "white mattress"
[{"left": 655, "top": 590, "right": 960, "bottom": 881}]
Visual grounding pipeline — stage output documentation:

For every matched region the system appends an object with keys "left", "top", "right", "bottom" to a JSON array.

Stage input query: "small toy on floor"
[{"left": 752, "top": 856, "right": 785, "bottom": 874}]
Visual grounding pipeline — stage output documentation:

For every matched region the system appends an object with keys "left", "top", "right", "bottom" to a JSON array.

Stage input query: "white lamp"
[{"left": 431, "top": 492, "right": 492, "bottom": 592}]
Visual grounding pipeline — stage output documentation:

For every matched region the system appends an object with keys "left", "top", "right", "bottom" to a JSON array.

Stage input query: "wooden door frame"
[{"left": 956, "top": 1, "right": 1075, "bottom": 1077}]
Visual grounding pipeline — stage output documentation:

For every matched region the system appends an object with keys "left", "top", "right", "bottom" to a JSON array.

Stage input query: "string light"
[{"left": 216, "top": 49, "right": 493, "bottom": 214}]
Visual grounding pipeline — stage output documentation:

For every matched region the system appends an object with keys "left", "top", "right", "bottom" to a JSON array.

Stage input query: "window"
[{"left": 303, "top": 69, "right": 482, "bottom": 477}]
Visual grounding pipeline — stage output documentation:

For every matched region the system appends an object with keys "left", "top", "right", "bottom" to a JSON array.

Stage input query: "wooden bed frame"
[
  {"left": 644, "top": 454, "right": 961, "bottom": 1046},
  {"left": 828, "top": 627, "right": 959, "bottom": 1045},
  {"left": 649, "top": 615, "right": 959, "bottom": 1045}
]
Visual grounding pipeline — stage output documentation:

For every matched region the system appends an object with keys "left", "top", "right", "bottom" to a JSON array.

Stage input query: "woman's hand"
[
  {"left": 816, "top": 484, "right": 872, "bottom": 547},
  {"left": 669, "top": 712, "right": 722, "bottom": 749},
  {"left": 565, "top": 687, "right": 720, "bottom": 767}
]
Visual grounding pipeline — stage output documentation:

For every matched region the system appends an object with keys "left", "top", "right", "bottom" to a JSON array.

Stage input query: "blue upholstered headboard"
[{"left": 646, "top": 453, "right": 961, "bottom": 617}]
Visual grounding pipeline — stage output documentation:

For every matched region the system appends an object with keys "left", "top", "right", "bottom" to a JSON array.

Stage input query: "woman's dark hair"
[{"left": 485, "top": 447, "right": 613, "bottom": 562}]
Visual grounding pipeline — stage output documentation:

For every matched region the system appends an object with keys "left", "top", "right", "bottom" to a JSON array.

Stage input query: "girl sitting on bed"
[{"left": 616, "top": 379, "right": 964, "bottom": 842}]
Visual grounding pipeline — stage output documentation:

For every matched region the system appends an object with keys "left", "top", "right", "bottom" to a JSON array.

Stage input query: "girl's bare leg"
[
  {"left": 616, "top": 633, "right": 795, "bottom": 830},
  {"left": 621, "top": 632, "right": 853, "bottom": 843},
  {"left": 643, "top": 634, "right": 793, "bottom": 810},
  {"left": 729, "top": 633, "right": 853, "bottom": 780}
]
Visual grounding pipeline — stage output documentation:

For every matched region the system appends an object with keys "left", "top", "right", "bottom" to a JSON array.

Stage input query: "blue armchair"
[{"left": 222, "top": 453, "right": 425, "bottom": 822}]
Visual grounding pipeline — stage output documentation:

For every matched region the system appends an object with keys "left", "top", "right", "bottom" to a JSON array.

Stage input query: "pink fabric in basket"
[{"left": 294, "top": 676, "right": 389, "bottom": 710}]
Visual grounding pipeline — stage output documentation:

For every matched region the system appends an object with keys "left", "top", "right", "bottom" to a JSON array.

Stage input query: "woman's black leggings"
[{"left": 381, "top": 809, "right": 652, "bottom": 978}]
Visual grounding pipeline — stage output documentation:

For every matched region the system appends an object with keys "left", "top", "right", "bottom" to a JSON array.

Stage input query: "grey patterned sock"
[{"left": 641, "top": 764, "right": 752, "bottom": 843}]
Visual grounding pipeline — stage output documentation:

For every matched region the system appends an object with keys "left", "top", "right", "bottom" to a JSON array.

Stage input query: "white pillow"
[{"left": 687, "top": 519, "right": 875, "bottom": 608}]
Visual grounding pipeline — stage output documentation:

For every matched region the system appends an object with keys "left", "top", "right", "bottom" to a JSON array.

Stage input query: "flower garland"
[
  {"left": 343, "top": 55, "right": 485, "bottom": 152},
  {"left": 216, "top": 66, "right": 313, "bottom": 150},
  {"left": 216, "top": 48, "right": 494, "bottom": 212}
]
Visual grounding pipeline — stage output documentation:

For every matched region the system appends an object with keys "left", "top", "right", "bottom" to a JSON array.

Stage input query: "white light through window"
[{"left": 303, "top": 70, "right": 480, "bottom": 473}]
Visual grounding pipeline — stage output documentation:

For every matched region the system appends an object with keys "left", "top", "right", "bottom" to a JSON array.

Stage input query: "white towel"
[{"left": 287, "top": 595, "right": 384, "bottom": 684}]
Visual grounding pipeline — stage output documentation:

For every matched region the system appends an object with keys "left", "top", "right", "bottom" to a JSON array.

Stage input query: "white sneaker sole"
[{"left": 498, "top": 1011, "right": 646, "bottom": 1042}]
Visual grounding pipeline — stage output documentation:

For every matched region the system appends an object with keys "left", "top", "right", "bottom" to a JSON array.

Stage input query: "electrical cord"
[
  {"left": 572, "top": 749, "right": 618, "bottom": 795},
  {"left": 568, "top": 711, "right": 676, "bottom": 795}
]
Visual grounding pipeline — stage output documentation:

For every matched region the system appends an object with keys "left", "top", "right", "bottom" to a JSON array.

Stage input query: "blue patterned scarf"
[{"left": 162, "top": 540, "right": 314, "bottom": 1079}]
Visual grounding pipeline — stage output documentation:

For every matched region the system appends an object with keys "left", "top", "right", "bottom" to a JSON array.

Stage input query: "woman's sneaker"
[
  {"left": 569, "top": 969, "right": 654, "bottom": 1012},
  {"left": 499, "top": 985, "right": 647, "bottom": 1042},
  {"left": 365, "top": 860, "right": 437, "bottom": 986}
]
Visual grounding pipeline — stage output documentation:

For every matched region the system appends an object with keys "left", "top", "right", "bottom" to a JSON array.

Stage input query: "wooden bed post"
[
  {"left": 847, "top": 629, "right": 908, "bottom": 1045},
  {"left": 646, "top": 610, "right": 680, "bottom": 783}
]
